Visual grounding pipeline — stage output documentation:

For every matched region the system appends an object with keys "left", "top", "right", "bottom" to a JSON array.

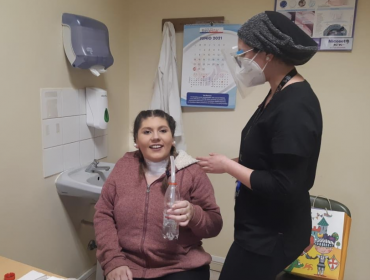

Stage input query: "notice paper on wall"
[{"left": 275, "top": 0, "right": 358, "bottom": 51}]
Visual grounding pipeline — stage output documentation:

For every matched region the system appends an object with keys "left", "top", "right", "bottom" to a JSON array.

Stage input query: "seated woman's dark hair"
[{"left": 133, "top": 109, "right": 176, "bottom": 141}]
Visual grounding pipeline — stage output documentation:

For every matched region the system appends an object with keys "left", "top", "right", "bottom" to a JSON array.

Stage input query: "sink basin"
[{"left": 55, "top": 162, "right": 115, "bottom": 200}]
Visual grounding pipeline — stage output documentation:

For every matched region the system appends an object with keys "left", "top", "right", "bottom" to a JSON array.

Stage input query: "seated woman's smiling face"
[{"left": 136, "top": 116, "right": 174, "bottom": 162}]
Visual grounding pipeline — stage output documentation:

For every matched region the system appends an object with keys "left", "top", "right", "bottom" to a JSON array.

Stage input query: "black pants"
[
  {"left": 219, "top": 238, "right": 295, "bottom": 280},
  {"left": 134, "top": 265, "right": 210, "bottom": 280}
]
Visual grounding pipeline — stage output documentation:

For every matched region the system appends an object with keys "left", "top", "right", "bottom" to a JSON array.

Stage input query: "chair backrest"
[
  {"left": 310, "top": 195, "right": 351, "bottom": 217},
  {"left": 276, "top": 195, "right": 351, "bottom": 280}
]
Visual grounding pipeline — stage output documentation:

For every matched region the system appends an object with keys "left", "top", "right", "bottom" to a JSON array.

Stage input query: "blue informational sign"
[{"left": 181, "top": 24, "right": 240, "bottom": 109}]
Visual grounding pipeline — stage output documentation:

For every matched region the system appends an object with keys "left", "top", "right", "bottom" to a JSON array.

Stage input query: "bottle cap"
[{"left": 4, "top": 273, "right": 15, "bottom": 280}]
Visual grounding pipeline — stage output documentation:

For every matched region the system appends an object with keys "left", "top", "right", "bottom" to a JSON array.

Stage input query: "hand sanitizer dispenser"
[
  {"left": 62, "top": 13, "right": 114, "bottom": 76},
  {"left": 86, "top": 88, "right": 109, "bottom": 129}
]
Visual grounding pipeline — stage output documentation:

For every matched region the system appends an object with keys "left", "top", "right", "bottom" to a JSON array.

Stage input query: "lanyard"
[
  {"left": 274, "top": 68, "right": 298, "bottom": 95},
  {"left": 235, "top": 180, "right": 241, "bottom": 199},
  {"left": 244, "top": 68, "right": 298, "bottom": 139}
]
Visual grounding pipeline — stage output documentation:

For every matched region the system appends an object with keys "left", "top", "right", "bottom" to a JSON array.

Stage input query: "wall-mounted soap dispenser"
[
  {"left": 62, "top": 13, "right": 114, "bottom": 76},
  {"left": 86, "top": 88, "right": 109, "bottom": 129}
]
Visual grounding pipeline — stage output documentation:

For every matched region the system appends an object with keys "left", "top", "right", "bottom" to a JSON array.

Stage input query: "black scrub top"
[{"left": 235, "top": 80, "right": 322, "bottom": 258}]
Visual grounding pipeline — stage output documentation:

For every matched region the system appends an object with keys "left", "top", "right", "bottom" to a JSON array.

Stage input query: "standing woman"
[{"left": 197, "top": 11, "right": 322, "bottom": 280}]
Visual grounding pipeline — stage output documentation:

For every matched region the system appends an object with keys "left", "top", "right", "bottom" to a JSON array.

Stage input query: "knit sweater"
[{"left": 94, "top": 151, "right": 223, "bottom": 278}]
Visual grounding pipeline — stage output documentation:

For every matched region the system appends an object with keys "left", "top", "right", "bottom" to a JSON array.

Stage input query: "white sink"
[{"left": 55, "top": 162, "right": 115, "bottom": 201}]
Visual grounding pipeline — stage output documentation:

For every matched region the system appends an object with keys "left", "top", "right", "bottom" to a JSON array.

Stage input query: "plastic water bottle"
[{"left": 162, "top": 156, "right": 180, "bottom": 240}]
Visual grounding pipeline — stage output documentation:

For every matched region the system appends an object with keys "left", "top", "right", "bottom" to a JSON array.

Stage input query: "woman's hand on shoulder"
[
  {"left": 196, "top": 153, "right": 230, "bottom": 174},
  {"left": 167, "top": 200, "right": 194, "bottom": 227},
  {"left": 107, "top": 266, "right": 133, "bottom": 280}
]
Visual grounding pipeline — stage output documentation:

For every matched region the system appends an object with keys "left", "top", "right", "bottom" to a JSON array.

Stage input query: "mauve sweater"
[{"left": 94, "top": 151, "right": 223, "bottom": 278}]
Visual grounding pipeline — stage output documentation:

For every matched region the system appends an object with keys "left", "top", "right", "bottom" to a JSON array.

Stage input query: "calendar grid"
[{"left": 181, "top": 24, "right": 240, "bottom": 109}]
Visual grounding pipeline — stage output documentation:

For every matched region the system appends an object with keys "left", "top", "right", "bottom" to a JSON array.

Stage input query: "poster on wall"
[
  {"left": 181, "top": 24, "right": 240, "bottom": 109},
  {"left": 275, "top": 0, "right": 358, "bottom": 51}
]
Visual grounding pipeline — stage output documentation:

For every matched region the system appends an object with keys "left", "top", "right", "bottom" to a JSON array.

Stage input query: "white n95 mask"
[
  {"left": 235, "top": 50, "right": 268, "bottom": 88},
  {"left": 222, "top": 46, "right": 268, "bottom": 98}
]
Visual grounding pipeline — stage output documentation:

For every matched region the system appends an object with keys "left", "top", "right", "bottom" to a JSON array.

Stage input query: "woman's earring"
[
  {"left": 173, "top": 141, "right": 176, "bottom": 145},
  {"left": 134, "top": 143, "right": 137, "bottom": 148}
]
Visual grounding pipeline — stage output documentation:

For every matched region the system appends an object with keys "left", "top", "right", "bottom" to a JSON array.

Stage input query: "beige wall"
[
  {"left": 0, "top": 0, "right": 129, "bottom": 277},
  {"left": 1, "top": 0, "right": 368, "bottom": 279},
  {"left": 128, "top": 0, "right": 370, "bottom": 279}
]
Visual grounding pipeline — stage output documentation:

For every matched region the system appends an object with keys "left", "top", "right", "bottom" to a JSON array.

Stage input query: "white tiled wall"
[
  {"left": 80, "top": 139, "right": 95, "bottom": 166},
  {"left": 62, "top": 116, "right": 80, "bottom": 144},
  {"left": 94, "top": 135, "right": 108, "bottom": 160},
  {"left": 40, "top": 88, "right": 108, "bottom": 177}
]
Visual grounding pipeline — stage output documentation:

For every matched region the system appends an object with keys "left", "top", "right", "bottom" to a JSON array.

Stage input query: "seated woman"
[{"left": 94, "top": 109, "right": 223, "bottom": 280}]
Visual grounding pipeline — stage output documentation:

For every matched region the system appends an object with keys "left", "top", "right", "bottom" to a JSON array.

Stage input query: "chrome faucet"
[{"left": 85, "top": 159, "right": 110, "bottom": 173}]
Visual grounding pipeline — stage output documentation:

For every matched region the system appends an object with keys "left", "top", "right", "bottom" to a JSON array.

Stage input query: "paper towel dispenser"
[{"left": 62, "top": 13, "right": 114, "bottom": 76}]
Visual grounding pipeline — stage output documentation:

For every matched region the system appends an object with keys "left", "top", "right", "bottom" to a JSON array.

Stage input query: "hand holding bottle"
[{"left": 167, "top": 200, "right": 194, "bottom": 226}]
